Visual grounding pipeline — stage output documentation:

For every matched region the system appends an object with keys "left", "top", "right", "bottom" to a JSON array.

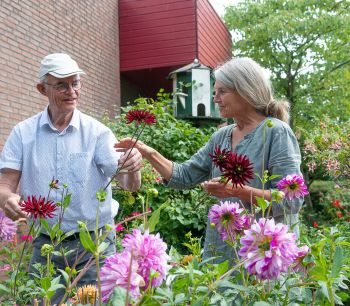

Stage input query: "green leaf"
[
  {"left": 216, "top": 281, "right": 252, "bottom": 293},
  {"left": 79, "top": 228, "right": 96, "bottom": 253},
  {"left": 40, "top": 219, "right": 50, "bottom": 235},
  {"left": 147, "top": 202, "right": 169, "bottom": 233},
  {"left": 61, "top": 230, "right": 76, "bottom": 242},
  {"left": 255, "top": 196, "right": 270, "bottom": 211},
  {"left": 0, "top": 284, "right": 11, "bottom": 293},
  {"left": 309, "top": 266, "right": 328, "bottom": 281},
  {"left": 174, "top": 293, "right": 185, "bottom": 304},
  {"left": 109, "top": 286, "right": 127, "bottom": 305},
  {"left": 41, "top": 277, "right": 51, "bottom": 291},
  {"left": 58, "top": 269, "right": 69, "bottom": 285},
  {"left": 217, "top": 260, "right": 229, "bottom": 276},
  {"left": 330, "top": 246, "right": 343, "bottom": 278},
  {"left": 318, "top": 281, "right": 330, "bottom": 301},
  {"left": 63, "top": 193, "right": 72, "bottom": 209},
  {"left": 268, "top": 174, "right": 281, "bottom": 180},
  {"left": 98, "top": 241, "right": 110, "bottom": 254},
  {"left": 253, "top": 302, "right": 274, "bottom": 306},
  {"left": 210, "top": 293, "right": 224, "bottom": 304},
  {"left": 192, "top": 297, "right": 205, "bottom": 306}
]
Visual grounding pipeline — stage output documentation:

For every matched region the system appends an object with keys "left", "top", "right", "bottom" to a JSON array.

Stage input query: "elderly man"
[{"left": 0, "top": 53, "right": 142, "bottom": 303}]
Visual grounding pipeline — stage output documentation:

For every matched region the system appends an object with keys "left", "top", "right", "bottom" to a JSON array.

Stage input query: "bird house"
[{"left": 169, "top": 59, "right": 221, "bottom": 124}]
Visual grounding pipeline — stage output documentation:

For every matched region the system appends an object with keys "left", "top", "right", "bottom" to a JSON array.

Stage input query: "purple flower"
[
  {"left": 122, "top": 229, "right": 169, "bottom": 288},
  {"left": 238, "top": 218, "right": 299, "bottom": 280},
  {"left": 100, "top": 250, "right": 144, "bottom": 302},
  {"left": 208, "top": 201, "right": 250, "bottom": 243},
  {"left": 292, "top": 245, "right": 312, "bottom": 274},
  {"left": 276, "top": 174, "right": 309, "bottom": 201},
  {"left": 0, "top": 210, "right": 17, "bottom": 242}
]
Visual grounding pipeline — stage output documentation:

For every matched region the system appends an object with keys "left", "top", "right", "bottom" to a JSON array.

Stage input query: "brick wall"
[{"left": 0, "top": 0, "right": 120, "bottom": 149}]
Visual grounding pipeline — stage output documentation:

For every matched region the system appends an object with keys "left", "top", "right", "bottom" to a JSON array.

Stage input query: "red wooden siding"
[
  {"left": 119, "top": 0, "right": 197, "bottom": 71},
  {"left": 119, "top": 0, "right": 232, "bottom": 105},
  {"left": 119, "top": 0, "right": 232, "bottom": 72},
  {"left": 197, "top": 0, "right": 232, "bottom": 68}
]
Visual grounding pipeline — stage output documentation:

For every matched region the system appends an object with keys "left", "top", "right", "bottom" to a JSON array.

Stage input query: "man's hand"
[
  {"left": 0, "top": 169, "right": 26, "bottom": 220},
  {"left": 114, "top": 148, "right": 142, "bottom": 192},
  {"left": 2, "top": 193, "right": 26, "bottom": 220},
  {"left": 116, "top": 148, "right": 143, "bottom": 173}
]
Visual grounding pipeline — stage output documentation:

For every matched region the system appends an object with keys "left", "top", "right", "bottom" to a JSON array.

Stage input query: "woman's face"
[{"left": 213, "top": 81, "right": 250, "bottom": 118}]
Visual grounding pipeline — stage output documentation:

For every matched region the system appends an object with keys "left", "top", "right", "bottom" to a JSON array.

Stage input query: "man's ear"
[{"left": 36, "top": 83, "right": 47, "bottom": 96}]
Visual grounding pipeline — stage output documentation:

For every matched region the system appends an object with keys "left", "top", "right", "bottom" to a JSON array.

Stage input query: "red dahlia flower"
[
  {"left": 222, "top": 152, "right": 254, "bottom": 188},
  {"left": 210, "top": 146, "right": 254, "bottom": 188},
  {"left": 209, "top": 145, "right": 232, "bottom": 172},
  {"left": 125, "top": 110, "right": 156, "bottom": 125},
  {"left": 332, "top": 199, "right": 343, "bottom": 209},
  {"left": 20, "top": 195, "right": 57, "bottom": 219}
]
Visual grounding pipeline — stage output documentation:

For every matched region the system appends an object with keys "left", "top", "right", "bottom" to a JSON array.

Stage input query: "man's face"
[{"left": 40, "top": 74, "right": 81, "bottom": 115}]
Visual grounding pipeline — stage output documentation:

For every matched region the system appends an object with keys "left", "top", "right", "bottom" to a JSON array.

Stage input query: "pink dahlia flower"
[
  {"left": 0, "top": 264, "right": 11, "bottom": 272},
  {"left": 293, "top": 245, "right": 312, "bottom": 274},
  {"left": 208, "top": 201, "right": 250, "bottom": 243},
  {"left": 276, "top": 174, "right": 309, "bottom": 201},
  {"left": 122, "top": 229, "right": 169, "bottom": 288},
  {"left": 238, "top": 218, "right": 299, "bottom": 280},
  {"left": 100, "top": 250, "right": 144, "bottom": 302},
  {"left": 0, "top": 210, "right": 17, "bottom": 242},
  {"left": 20, "top": 235, "right": 33, "bottom": 243}
]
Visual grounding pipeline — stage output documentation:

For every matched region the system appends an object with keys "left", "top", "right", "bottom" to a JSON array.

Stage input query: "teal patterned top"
[{"left": 166, "top": 117, "right": 303, "bottom": 262}]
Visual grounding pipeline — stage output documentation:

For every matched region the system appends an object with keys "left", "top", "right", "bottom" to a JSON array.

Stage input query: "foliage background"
[
  {"left": 223, "top": 0, "right": 350, "bottom": 128},
  {"left": 104, "top": 91, "right": 217, "bottom": 251}
]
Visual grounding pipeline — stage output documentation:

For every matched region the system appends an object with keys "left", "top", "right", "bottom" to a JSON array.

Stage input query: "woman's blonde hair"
[{"left": 214, "top": 57, "right": 290, "bottom": 123}]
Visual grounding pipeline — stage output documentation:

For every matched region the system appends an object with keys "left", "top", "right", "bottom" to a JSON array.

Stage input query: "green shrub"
[{"left": 105, "top": 90, "right": 218, "bottom": 251}]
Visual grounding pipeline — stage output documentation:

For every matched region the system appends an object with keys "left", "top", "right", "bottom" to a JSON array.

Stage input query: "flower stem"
[
  {"left": 95, "top": 255, "right": 102, "bottom": 306},
  {"left": 95, "top": 200, "right": 102, "bottom": 305},
  {"left": 103, "top": 124, "right": 145, "bottom": 191},
  {"left": 13, "top": 221, "right": 35, "bottom": 298},
  {"left": 125, "top": 251, "right": 133, "bottom": 306}
]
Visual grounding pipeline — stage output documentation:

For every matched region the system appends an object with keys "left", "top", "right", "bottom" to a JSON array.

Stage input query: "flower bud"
[
  {"left": 271, "top": 189, "right": 285, "bottom": 204},
  {"left": 105, "top": 224, "right": 112, "bottom": 232},
  {"left": 148, "top": 188, "right": 159, "bottom": 197},
  {"left": 41, "top": 244, "right": 54, "bottom": 256}
]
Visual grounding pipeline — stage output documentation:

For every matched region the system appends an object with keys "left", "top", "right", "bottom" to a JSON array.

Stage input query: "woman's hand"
[
  {"left": 117, "top": 148, "right": 143, "bottom": 172},
  {"left": 201, "top": 178, "right": 243, "bottom": 199},
  {"left": 114, "top": 138, "right": 153, "bottom": 158}
]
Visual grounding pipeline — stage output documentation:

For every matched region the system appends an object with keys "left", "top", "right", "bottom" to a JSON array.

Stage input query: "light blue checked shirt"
[{"left": 0, "top": 107, "right": 121, "bottom": 232}]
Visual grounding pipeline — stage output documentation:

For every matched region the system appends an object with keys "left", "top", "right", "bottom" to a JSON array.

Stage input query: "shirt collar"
[{"left": 39, "top": 106, "right": 80, "bottom": 131}]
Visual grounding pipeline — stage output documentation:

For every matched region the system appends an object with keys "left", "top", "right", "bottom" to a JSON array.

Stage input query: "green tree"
[{"left": 224, "top": 0, "right": 350, "bottom": 128}]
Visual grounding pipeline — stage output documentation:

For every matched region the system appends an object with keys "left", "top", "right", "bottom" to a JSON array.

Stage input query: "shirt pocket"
[{"left": 68, "top": 152, "right": 89, "bottom": 185}]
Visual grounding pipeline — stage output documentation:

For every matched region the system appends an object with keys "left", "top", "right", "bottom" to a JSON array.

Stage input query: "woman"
[{"left": 115, "top": 57, "right": 303, "bottom": 263}]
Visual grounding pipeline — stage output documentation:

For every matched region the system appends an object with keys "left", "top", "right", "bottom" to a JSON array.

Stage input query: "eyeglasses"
[{"left": 44, "top": 80, "right": 82, "bottom": 93}]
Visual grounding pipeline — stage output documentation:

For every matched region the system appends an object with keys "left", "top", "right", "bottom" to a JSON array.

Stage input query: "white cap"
[{"left": 38, "top": 53, "right": 85, "bottom": 79}]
